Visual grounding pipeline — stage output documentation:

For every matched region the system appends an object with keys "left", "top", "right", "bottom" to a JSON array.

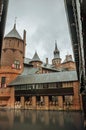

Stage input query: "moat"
[{"left": 0, "top": 110, "right": 85, "bottom": 130}]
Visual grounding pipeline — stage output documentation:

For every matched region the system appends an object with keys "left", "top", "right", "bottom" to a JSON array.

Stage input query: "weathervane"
[
  {"left": 14, "top": 17, "right": 17, "bottom": 29},
  {"left": 15, "top": 17, "right": 17, "bottom": 24}
]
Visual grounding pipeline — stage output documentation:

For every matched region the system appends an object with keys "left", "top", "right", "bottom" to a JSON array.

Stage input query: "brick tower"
[
  {"left": 61, "top": 54, "right": 76, "bottom": 70},
  {"left": 1, "top": 23, "right": 26, "bottom": 70},
  {"left": 0, "top": 23, "right": 26, "bottom": 108},
  {"left": 29, "top": 51, "right": 42, "bottom": 68}
]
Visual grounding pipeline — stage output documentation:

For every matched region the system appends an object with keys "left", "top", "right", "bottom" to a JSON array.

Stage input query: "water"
[{"left": 0, "top": 110, "right": 85, "bottom": 130}]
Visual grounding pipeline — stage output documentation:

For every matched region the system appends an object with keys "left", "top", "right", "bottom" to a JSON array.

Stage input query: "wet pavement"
[{"left": 0, "top": 110, "right": 85, "bottom": 130}]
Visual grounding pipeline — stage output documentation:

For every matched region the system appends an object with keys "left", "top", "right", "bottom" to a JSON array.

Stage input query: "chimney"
[
  {"left": 23, "top": 30, "right": 26, "bottom": 44},
  {"left": 66, "top": 55, "right": 69, "bottom": 61},
  {"left": 66, "top": 54, "right": 72, "bottom": 62},
  {"left": 23, "top": 30, "right": 26, "bottom": 58},
  {"left": 46, "top": 58, "right": 48, "bottom": 64},
  {"left": 69, "top": 55, "right": 72, "bottom": 59}
]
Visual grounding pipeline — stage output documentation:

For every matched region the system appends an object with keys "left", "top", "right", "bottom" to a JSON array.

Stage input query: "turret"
[
  {"left": 61, "top": 54, "right": 76, "bottom": 70},
  {"left": 1, "top": 23, "right": 26, "bottom": 70},
  {"left": 52, "top": 40, "right": 61, "bottom": 68},
  {"left": 29, "top": 51, "right": 42, "bottom": 68},
  {"left": 54, "top": 40, "right": 60, "bottom": 59}
]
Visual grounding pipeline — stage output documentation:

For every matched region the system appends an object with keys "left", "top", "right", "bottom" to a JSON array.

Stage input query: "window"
[
  {"left": 14, "top": 60, "right": 20, "bottom": 69},
  {"left": 43, "top": 83, "right": 48, "bottom": 88},
  {"left": 56, "top": 83, "right": 62, "bottom": 88},
  {"left": 36, "top": 84, "right": 38, "bottom": 89},
  {"left": 21, "top": 85, "right": 26, "bottom": 90},
  {"left": 1, "top": 77, "right": 6, "bottom": 84},
  {"left": 65, "top": 96, "right": 73, "bottom": 105},
  {"left": 52, "top": 96, "right": 58, "bottom": 102},
  {"left": 27, "top": 85, "right": 31, "bottom": 90},
  {"left": 1, "top": 77, "right": 6, "bottom": 88}
]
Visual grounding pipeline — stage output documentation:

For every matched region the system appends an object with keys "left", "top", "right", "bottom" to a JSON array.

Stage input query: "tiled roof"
[
  {"left": 24, "top": 58, "right": 59, "bottom": 72},
  {"left": 24, "top": 57, "right": 31, "bottom": 64},
  {"left": 5, "top": 24, "right": 22, "bottom": 40},
  {"left": 42, "top": 63, "right": 59, "bottom": 71},
  {"left": 9, "top": 70, "right": 78, "bottom": 86},
  {"left": 21, "top": 67, "right": 39, "bottom": 75},
  {"left": 30, "top": 51, "right": 42, "bottom": 63}
]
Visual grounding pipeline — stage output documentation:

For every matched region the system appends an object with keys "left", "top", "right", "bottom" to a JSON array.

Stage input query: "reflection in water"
[{"left": 0, "top": 110, "right": 85, "bottom": 130}]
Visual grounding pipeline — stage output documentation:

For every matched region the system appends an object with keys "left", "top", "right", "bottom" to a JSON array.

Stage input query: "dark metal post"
[{"left": 0, "top": 0, "right": 9, "bottom": 62}]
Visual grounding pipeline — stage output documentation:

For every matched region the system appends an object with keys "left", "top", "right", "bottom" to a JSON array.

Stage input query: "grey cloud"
[{"left": 5, "top": 0, "right": 73, "bottom": 63}]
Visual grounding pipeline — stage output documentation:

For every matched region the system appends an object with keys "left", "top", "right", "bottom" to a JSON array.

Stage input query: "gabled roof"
[
  {"left": 30, "top": 51, "right": 42, "bottom": 63},
  {"left": 5, "top": 24, "right": 22, "bottom": 40},
  {"left": 9, "top": 70, "right": 78, "bottom": 86}
]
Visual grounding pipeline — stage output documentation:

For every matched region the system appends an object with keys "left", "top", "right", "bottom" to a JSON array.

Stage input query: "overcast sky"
[{"left": 5, "top": 0, "right": 73, "bottom": 63}]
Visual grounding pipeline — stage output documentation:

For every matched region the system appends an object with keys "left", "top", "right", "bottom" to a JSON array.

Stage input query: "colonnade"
[{"left": 14, "top": 95, "right": 80, "bottom": 110}]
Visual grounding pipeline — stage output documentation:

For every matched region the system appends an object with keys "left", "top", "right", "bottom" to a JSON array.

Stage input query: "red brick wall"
[
  {"left": 73, "top": 81, "right": 82, "bottom": 110},
  {"left": 0, "top": 66, "right": 23, "bottom": 108},
  {"left": 31, "top": 61, "right": 42, "bottom": 68},
  {"left": 61, "top": 61, "right": 76, "bottom": 70},
  {"left": 1, "top": 38, "right": 24, "bottom": 68},
  {"left": 0, "top": 66, "right": 23, "bottom": 85},
  {"left": 52, "top": 58, "right": 61, "bottom": 68}
]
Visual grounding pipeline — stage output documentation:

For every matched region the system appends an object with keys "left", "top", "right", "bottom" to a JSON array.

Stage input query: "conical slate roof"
[
  {"left": 30, "top": 51, "right": 42, "bottom": 63},
  {"left": 5, "top": 24, "right": 22, "bottom": 40},
  {"left": 54, "top": 41, "right": 59, "bottom": 53}
]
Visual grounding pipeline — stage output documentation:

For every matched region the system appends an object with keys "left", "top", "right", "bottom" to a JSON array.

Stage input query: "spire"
[
  {"left": 5, "top": 18, "right": 22, "bottom": 40},
  {"left": 53, "top": 40, "right": 60, "bottom": 59},
  {"left": 30, "top": 51, "right": 42, "bottom": 63},
  {"left": 14, "top": 17, "right": 17, "bottom": 29},
  {"left": 14, "top": 24, "right": 16, "bottom": 29},
  {"left": 33, "top": 51, "right": 40, "bottom": 61},
  {"left": 55, "top": 40, "right": 58, "bottom": 51}
]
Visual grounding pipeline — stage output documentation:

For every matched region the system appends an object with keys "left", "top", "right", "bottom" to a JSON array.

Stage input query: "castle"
[{"left": 0, "top": 24, "right": 82, "bottom": 110}]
